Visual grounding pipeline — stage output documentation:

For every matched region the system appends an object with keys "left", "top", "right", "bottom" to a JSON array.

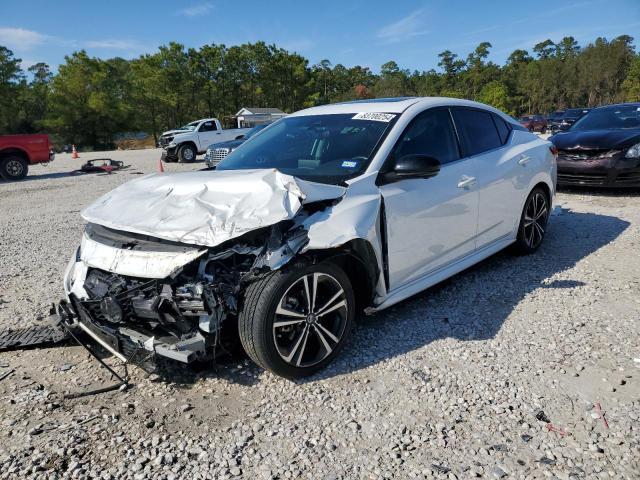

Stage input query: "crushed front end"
[{"left": 56, "top": 221, "right": 307, "bottom": 365}]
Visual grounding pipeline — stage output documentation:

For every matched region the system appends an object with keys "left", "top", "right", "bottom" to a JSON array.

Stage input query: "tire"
[
  {"left": 512, "top": 187, "right": 550, "bottom": 255},
  {"left": 0, "top": 156, "right": 29, "bottom": 180},
  {"left": 178, "top": 144, "right": 196, "bottom": 163},
  {"left": 238, "top": 261, "right": 355, "bottom": 379}
]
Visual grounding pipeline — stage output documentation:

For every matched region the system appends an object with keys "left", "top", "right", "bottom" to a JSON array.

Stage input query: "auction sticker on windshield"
[{"left": 352, "top": 112, "right": 396, "bottom": 122}]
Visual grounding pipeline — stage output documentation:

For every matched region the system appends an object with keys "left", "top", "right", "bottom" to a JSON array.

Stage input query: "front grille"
[
  {"left": 558, "top": 149, "right": 619, "bottom": 161},
  {"left": 212, "top": 148, "right": 230, "bottom": 165},
  {"left": 557, "top": 172, "right": 607, "bottom": 186},
  {"left": 615, "top": 172, "right": 640, "bottom": 185}
]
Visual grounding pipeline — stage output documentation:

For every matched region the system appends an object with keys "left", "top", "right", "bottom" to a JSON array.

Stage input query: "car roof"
[
  {"left": 593, "top": 102, "right": 640, "bottom": 110},
  {"left": 289, "top": 97, "right": 511, "bottom": 117}
]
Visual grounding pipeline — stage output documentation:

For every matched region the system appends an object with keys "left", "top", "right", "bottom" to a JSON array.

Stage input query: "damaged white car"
[{"left": 57, "top": 97, "right": 556, "bottom": 378}]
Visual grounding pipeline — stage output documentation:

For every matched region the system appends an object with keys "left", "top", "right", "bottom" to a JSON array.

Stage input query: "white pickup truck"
[{"left": 159, "top": 118, "right": 250, "bottom": 163}]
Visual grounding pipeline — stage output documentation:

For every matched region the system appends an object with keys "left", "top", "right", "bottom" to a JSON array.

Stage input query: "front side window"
[
  {"left": 216, "top": 114, "right": 395, "bottom": 185},
  {"left": 199, "top": 121, "right": 217, "bottom": 132},
  {"left": 452, "top": 108, "right": 502, "bottom": 156},
  {"left": 392, "top": 109, "right": 460, "bottom": 164}
]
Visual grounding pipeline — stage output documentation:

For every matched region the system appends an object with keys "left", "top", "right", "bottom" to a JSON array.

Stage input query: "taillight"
[{"left": 549, "top": 146, "right": 558, "bottom": 158}]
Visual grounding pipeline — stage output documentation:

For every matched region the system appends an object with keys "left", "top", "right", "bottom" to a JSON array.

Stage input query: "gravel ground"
[{"left": 0, "top": 150, "right": 638, "bottom": 479}]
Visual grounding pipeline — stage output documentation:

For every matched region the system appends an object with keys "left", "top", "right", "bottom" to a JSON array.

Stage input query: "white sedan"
[{"left": 59, "top": 97, "right": 557, "bottom": 379}]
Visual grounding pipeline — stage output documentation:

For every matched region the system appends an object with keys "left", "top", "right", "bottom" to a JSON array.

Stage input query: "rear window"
[
  {"left": 452, "top": 108, "right": 503, "bottom": 156},
  {"left": 492, "top": 115, "right": 511, "bottom": 144}
]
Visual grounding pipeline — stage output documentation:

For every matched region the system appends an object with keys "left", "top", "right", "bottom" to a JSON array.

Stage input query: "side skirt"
[{"left": 370, "top": 233, "right": 514, "bottom": 312}]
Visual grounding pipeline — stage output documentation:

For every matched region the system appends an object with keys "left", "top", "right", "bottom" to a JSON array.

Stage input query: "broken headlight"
[{"left": 100, "top": 296, "right": 123, "bottom": 323}]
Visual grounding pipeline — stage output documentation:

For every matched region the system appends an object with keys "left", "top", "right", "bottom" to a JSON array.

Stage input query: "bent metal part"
[{"left": 54, "top": 168, "right": 366, "bottom": 369}]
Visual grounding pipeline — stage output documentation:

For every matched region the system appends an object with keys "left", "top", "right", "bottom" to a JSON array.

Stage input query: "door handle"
[
  {"left": 518, "top": 155, "right": 531, "bottom": 165},
  {"left": 457, "top": 175, "right": 476, "bottom": 189}
]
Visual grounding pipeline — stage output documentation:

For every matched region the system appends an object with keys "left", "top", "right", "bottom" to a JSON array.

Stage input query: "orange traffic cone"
[
  {"left": 158, "top": 156, "right": 165, "bottom": 173},
  {"left": 71, "top": 145, "right": 79, "bottom": 159}
]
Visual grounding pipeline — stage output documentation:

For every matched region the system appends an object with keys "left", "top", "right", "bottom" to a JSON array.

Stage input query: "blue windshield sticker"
[{"left": 341, "top": 160, "right": 358, "bottom": 168}]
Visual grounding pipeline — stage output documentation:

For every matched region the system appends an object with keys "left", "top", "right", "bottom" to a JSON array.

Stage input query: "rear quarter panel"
[
  {"left": 517, "top": 131, "right": 556, "bottom": 210},
  {"left": 0, "top": 134, "right": 51, "bottom": 164}
]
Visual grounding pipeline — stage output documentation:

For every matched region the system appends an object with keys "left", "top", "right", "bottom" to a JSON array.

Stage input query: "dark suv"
[{"left": 550, "top": 108, "right": 591, "bottom": 133}]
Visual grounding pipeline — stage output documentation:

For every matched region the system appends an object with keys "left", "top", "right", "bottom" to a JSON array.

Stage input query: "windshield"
[
  {"left": 520, "top": 116, "right": 531, "bottom": 121},
  {"left": 245, "top": 124, "right": 268, "bottom": 139},
  {"left": 216, "top": 113, "right": 396, "bottom": 184},
  {"left": 571, "top": 105, "right": 640, "bottom": 131},
  {"left": 179, "top": 121, "right": 200, "bottom": 131}
]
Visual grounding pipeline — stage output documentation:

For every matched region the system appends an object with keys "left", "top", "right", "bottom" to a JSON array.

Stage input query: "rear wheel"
[
  {"left": 512, "top": 187, "right": 549, "bottom": 255},
  {"left": 0, "top": 156, "right": 28, "bottom": 180},
  {"left": 238, "top": 262, "right": 355, "bottom": 379},
  {"left": 178, "top": 144, "right": 196, "bottom": 163}
]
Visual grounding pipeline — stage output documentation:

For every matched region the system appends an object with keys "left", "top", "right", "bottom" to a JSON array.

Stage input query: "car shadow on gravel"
[
  {"left": 310, "top": 208, "right": 630, "bottom": 381},
  {"left": 0, "top": 172, "right": 74, "bottom": 183},
  {"left": 84, "top": 209, "right": 629, "bottom": 388}
]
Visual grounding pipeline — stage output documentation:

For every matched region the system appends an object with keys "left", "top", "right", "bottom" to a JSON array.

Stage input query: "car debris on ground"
[{"left": 73, "top": 158, "right": 129, "bottom": 175}]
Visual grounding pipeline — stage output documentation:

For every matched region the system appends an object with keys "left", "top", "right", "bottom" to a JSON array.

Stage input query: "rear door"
[
  {"left": 451, "top": 108, "right": 531, "bottom": 248},
  {"left": 380, "top": 108, "right": 480, "bottom": 289}
]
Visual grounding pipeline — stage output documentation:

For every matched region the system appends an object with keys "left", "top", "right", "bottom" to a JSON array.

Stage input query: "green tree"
[
  {"left": 0, "top": 46, "right": 25, "bottom": 133},
  {"left": 622, "top": 55, "right": 640, "bottom": 101},
  {"left": 478, "top": 80, "right": 511, "bottom": 113}
]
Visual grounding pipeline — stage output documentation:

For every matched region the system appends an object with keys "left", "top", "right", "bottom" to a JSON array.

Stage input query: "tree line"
[{"left": 1, "top": 35, "right": 639, "bottom": 149}]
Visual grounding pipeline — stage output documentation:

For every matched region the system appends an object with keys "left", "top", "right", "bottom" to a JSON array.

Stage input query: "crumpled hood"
[
  {"left": 81, "top": 169, "right": 346, "bottom": 248},
  {"left": 551, "top": 128, "right": 640, "bottom": 150}
]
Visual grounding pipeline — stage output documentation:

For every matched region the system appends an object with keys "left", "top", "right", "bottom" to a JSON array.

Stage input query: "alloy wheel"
[
  {"left": 6, "top": 159, "right": 24, "bottom": 177},
  {"left": 183, "top": 148, "right": 194, "bottom": 161},
  {"left": 523, "top": 192, "right": 548, "bottom": 248},
  {"left": 272, "top": 272, "right": 348, "bottom": 368}
]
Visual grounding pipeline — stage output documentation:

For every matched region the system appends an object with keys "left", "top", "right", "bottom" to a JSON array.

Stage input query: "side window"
[
  {"left": 199, "top": 121, "right": 217, "bottom": 132},
  {"left": 492, "top": 114, "right": 511, "bottom": 144},
  {"left": 452, "top": 108, "right": 503, "bottom": 156},
  {"left": 393, "top": 109, "right": 460, "bottom": 164}
]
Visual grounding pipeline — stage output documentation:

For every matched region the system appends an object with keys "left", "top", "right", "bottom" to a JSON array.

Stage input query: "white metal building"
[{"left": 234, "top": 107, "right": 287, "bottom": 128}]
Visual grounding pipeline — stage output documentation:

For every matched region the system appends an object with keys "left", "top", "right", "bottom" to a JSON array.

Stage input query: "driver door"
[
  {"left": 379, "top": 108, "right": 479, "bottom": 290},
  {"left": 197, "top": 121, "right": 219, "bottom": 151}
]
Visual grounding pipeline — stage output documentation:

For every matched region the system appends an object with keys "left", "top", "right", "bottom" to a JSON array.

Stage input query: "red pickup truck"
[{"left": 0, "top": 134, "right": 55, "bottom": 180}]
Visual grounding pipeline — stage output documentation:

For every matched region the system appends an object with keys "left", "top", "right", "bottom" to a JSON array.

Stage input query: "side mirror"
[
  {"left": 235, "top": 134, "right": 245, "bottom": 140},
  {"left": 378, "top": 154, "right": 441, "bottom": 184}
]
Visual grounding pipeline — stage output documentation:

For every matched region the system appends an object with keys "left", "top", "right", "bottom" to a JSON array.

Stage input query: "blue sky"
[{"left": 1, "top": 0, "right": 639, "bottom": 72}]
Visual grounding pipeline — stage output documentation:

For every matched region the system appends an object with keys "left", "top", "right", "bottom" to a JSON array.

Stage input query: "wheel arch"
[
  {"left": 531, "top": 178, "right": 553, "bottom": 207},
  {"left": 0, "top": 147, "right": 30, "bottom": 162},
  {"left": 178, "top": 141, "right": 198, "bottom": 152},
  {"left": 305, "top": 238, "right": 380, "bottom": 313}
]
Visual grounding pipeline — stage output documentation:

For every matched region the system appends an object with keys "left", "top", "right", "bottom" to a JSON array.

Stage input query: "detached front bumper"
[
  {"left": 161, "top": 147, "right": 178, "bottom": 162},
  {"left": 54, "top": 295, "right": 208, "bottom": 364},
  {"left": 557, "top": 150, "right": 640, "bottom": 187}
]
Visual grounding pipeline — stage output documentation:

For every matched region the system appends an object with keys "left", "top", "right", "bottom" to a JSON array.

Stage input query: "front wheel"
[
  {"left": 178, "top": 144, "right": 196, "bottom": 163},
  {"left": 512, "top": 187, "right": 549, "bottom": 255},
  {"left": 0, "top": 156, "right": 29, "bottom": 180},
  {"left": 238, "top": 262, "right": 355, "bottom": 379}
]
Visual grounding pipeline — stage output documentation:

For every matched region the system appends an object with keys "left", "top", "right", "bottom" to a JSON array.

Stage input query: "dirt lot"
[{"left": 0, "top": 150, "right": 638, "bottom": 479}]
